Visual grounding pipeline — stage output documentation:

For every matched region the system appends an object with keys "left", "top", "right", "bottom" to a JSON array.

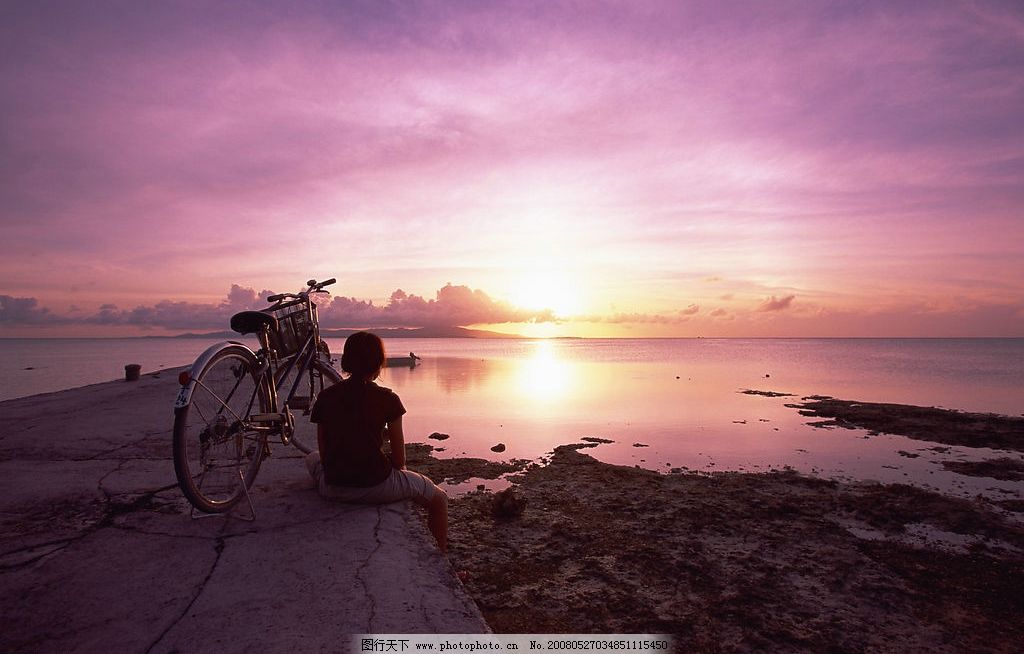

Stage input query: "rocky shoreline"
[
  {"left": 407, "top": 398, "right": 1024, "bottom": 652},
  {"left": 788, "top": 395, "right": 1024, "bottom": 451}
]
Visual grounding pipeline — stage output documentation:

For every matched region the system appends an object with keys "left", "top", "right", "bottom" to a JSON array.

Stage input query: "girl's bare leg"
[{"left": 417, "top": 489, "right": 448, "bottom": 553}]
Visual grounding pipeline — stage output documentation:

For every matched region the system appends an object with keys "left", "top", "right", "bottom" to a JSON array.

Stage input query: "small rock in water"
[
  {"left": 491, "top": 488, "right": 526, "bottom": 519},
  {"left": 428, "top": 432, "right": 450, "bottom": 441},
  {"left": 490, "top": 443, "right": 506, "bottom": 453},
  {"left": 633, "top": 442, "right": 649, "bottom": 448},
  {"left": 23, "top": 366, "right": 34, "bottom": 370},
  {"left": 765, "top": 373, "right": 771, "bottom": 377}
]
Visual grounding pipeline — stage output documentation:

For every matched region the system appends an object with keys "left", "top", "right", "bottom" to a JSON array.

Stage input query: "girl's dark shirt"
[{"left": 309, "top": 378, "right": 406, "bottom": 487}]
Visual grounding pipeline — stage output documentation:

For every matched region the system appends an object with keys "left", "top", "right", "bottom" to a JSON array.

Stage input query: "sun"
[{"left": 507, "top": 271, "right": 584, "bottom": 317}]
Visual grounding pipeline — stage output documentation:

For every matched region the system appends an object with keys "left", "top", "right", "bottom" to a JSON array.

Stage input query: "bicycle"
[{"left": 172, "top": 277, "right": 342, "bottom": 514}]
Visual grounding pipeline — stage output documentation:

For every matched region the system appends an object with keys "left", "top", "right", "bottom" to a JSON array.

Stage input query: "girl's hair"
[{"left": 340, "top": 331, "right": 386, "bottom": 380}]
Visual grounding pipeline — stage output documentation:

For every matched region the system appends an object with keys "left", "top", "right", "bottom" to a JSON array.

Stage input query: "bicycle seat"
[{"left": 230, "top": 311, "right": 278, "bottom": 335}]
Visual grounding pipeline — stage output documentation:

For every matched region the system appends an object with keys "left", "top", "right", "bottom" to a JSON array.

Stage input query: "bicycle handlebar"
[{"left": 266, "top": 277, "right": 336, "bottom": 304}]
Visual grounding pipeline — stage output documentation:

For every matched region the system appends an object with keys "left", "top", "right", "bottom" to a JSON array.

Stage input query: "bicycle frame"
[
  {"left": 174, "top": 294, "right": 329, "bottom": 423},
  {"left": 259, "top": 303, "right": 323, "bottom": 415}
]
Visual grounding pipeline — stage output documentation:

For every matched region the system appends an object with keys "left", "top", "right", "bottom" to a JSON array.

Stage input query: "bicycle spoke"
[{"left": 191, "top": 377, "right": 247, "bottom": 425}]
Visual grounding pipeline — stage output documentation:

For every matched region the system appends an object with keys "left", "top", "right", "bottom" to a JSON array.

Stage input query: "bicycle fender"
[{"left": 172, "top": 341, "right": 254, "bottom": 409}]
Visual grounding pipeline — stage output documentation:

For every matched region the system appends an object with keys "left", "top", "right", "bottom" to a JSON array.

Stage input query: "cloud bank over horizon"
[
  {"left": 0, "top": 283, "right": 556, "bottom": 333},
  {"left": 3, "top": 281, "right": 1021, "bottom": 339}
]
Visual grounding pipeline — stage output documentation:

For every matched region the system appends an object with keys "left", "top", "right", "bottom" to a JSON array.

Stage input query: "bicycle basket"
[{"left": 266, "top": 301, "right": 313, "bottom": 358}]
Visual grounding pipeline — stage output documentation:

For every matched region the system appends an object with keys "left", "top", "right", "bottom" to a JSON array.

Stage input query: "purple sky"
[{"left": 2, "top": 0, "right": 1023, "bottom": 337}]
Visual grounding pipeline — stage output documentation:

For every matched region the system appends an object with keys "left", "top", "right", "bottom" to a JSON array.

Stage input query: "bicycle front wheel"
[
  {"left": 283, "top": 357, "right": 342, "bottom": 455},
  {"left": 173, "top": 345, "right": 270, "bottom": 513}
]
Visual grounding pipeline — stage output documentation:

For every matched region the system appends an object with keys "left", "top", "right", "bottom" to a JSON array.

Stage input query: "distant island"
[
  {"left": 323, "top": 326, "right": 522, "bottom": 339},
  {"left": 154, "top": 326, "right": 524, "bottom": 339}
]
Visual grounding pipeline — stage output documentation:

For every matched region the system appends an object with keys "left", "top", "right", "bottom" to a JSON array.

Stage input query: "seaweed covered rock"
[{"left": 491, "top": 487, "right": 526, "bottom": 519}]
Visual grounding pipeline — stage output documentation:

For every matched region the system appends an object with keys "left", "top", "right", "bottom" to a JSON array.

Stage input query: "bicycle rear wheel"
[
  {"left": 279, "top": 357, "right": 342, "bottom": 454},
  {"left": 173, "top": 345, "right": 270, "bottom": 513}
]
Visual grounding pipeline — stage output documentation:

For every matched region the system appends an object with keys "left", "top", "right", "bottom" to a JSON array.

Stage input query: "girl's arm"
[
  {"left": 317, "top": 423, "right": 326, "bottom": 455},
  {"left": 387, "top": 415, "right": 406, "bottom": 469}
]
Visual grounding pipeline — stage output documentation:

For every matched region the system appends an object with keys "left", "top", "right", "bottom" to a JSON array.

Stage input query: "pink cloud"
[
  {"left": 0, "top": 295, "right": 65, "bottom": 325},
  {"left": 80, "top": 284, "right": 274, "bottom": 330},
  {"left": 0, "top": 283, "right": 552, "bottom": 332},
  {"left": 320, "top": 284, "right": 552, "bottom": 328},
  {"left": 600, "top": 313, "right": 682, "bottom": 325},
  {"left": 758, "top": 295, "right": 796, "bottom": 312},
  {"left": 592, "top": 305, "right": 700, "bottom": 324}
]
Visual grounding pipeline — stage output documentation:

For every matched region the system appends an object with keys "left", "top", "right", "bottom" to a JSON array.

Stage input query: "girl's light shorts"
[{"left": 305, "top": 451, "right": 440, "bottom": 504}]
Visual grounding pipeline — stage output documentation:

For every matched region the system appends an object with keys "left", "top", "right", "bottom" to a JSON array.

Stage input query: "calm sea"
[{"left": 2, "top": 337, "right": 1022, "bottom": 498}]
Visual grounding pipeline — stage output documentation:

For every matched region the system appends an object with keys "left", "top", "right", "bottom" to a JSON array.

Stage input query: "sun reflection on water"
[{"left": 514, "top": 340, "right": 576, "bottom": 403}]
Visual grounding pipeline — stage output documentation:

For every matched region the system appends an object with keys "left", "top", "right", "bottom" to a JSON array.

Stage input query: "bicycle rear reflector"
[{"left": 178, "top": 371, "right": 191, "bottom": 386}]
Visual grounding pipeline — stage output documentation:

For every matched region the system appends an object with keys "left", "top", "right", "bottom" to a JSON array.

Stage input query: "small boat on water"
[{"left": 385, "top": 352, "right": 421, "bottom": 368}]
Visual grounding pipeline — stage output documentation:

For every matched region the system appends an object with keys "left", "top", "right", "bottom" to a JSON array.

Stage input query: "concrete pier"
[{"left": 0, "top": 370, "right": 487, "bottom": 653}]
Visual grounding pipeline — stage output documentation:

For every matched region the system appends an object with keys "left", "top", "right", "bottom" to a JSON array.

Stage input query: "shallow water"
[
  {"left": 2, "top": 337, "right": 1021, "bottom": 500},
  {"left": 0, "top": 337, "right": 258, "bottom": 402},
  {"left": 353, "top": 338, "right": 1023, "bottom": 501}
]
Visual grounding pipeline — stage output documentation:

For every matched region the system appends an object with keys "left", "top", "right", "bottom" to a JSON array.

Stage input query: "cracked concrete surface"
[{"left": 0, "top": 371, "right": 488, "bottom": 653}]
